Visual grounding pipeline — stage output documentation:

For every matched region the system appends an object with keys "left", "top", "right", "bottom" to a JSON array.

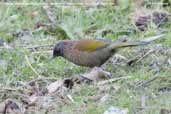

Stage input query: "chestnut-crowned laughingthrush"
[{"left": 53, "top": 39, "right": 148, "bottom": 67}]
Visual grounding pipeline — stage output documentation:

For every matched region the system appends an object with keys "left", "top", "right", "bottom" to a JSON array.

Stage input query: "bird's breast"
[{"left": 63, "top": 48, "right": 113, "bottom": 67}]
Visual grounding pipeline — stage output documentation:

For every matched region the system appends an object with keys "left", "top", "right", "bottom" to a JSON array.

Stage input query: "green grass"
[{"left": 0, "top": 0, "right": 171, "bottom": 114}]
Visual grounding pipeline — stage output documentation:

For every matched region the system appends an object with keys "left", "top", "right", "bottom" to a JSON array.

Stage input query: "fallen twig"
[
  {"left": 135, "top": 75, "right": 159, "bottom": 89},
  {"left": 28, "top": 76, "right": 57, "bottom": 84},
  {"left": 47, "top": 67, "right": 112, "bottom": 94},
  {"left": 31, "top": 50, "right": 52, "bottom": 55},
  {"left": 127, "top": 34, "right": 165, "bottom": 65},
  {"left": 0, "top": 87, "right": 19, "bottom": 92},
  {"left": 24, "top": 44, "right": 53, "bottom": 50},
  {"left": 127, "top": 48, "right": 155, "bottom": 66},
  {"left": 2, "top": 100, "right": 21, "bottom": 114},
  {"left": 134, "top": 49, "right": 155, "bottom": 64},
  {"left": 97, "top": 76, "right": 133, "bottom": 85}
]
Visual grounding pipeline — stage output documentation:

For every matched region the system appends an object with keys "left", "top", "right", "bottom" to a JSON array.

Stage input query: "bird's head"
[{"left": 53, "top": 42, "right": 65, "bottom": 58}]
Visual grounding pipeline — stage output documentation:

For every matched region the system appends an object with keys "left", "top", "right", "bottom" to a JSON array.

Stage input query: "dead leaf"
[
  {"left": 47, "top": 68, "right": 111, "bottom": 94},
  {"left": 131, "top": 10, "right": 168, "bottom": 31},
  {"left": 82, "top": 67, "right": 111, "bottom": 82},
  {"left": 112, "top": 54, "right": 127, "bottom": 65},
  {"left": 2, "top": 100, "right": 22, "bottom": 114},
  {"left": 30, "top": 11, "right": 39, "bottom": 17},
  {"left": 160, "top": 108, "right": 171, "bottom": 114},
  {"left": 152, "top": 12, "right": 168, "bottom": 27},
  {"left": 47, "top": 79, "right": 64, "bottom": 94},
  {"left": 132, "top": 0, "right": 144, "bottom": 7},
  {"left": 0, "top": 102, "right": 5, "bottom": 113},
  {"left": 28, "top": 94, "right": 39, "bottom": 105}
]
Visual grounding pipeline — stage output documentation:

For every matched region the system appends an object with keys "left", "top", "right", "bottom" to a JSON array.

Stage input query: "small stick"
[
  {"left": 156, "top": 16, "right": 168, "bottom": 28},
  {"left": 127, "top": 48, "right": 156, "bottom": 66},
  {"left": 135, "top": 49, "right": 155, "bottom": 64},
  {"left": 31, "top": 50, "right": 52, "bottom": 54},
  {"left": 28, "top": 76, "right": 57, "bottom": 83},
  {"left": 0, "top": 87, "right": 19, "bottom": 91},
  {"left": 24, "top": 44, "right": 53, "bottom": 49},
  {"left": 97, "top": 76, "right": 132, "bottom": 85},
  {"left": 136, "top": 75, "right": 159, "bottom": 89}
]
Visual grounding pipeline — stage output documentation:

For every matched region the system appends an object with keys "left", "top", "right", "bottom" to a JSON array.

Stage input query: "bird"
[{"left": 52, "top": 38, "right": 149, "bottom": 67}]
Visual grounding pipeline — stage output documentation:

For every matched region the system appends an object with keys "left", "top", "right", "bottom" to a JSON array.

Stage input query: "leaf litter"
[
  {"left": 0, "top": 1, "right": 171, "bottom": 114},
  {"left": 1, "top": 42, "right": 170, "bottom": 113},
  {"left": 0, "top": 31, "right": 170, "bottom": 114}
]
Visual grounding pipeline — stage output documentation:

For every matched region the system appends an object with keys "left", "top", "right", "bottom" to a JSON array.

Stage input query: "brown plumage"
[{"left": 53, "top": 39, "right": 148, "bottom": 67}]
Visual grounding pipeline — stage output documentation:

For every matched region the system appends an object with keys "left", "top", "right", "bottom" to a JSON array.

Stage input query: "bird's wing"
[{"left": 73, "top": 39, "right": 109, "bottom": 53}]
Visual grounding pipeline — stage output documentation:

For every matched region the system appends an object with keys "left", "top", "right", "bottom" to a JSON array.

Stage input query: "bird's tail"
[{"left": 109, "top": 41, "right": 149, "bottom": 50}]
